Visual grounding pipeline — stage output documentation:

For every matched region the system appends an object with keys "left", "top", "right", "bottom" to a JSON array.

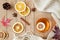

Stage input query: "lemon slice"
[
  {"left": 15, "top": 1, "right": 26, "bottom": 12},
  {"left": 12, "top": 22, "right": 24, "bottom": 33},
  {"left": 19, "top": 6, "right": 30, "bottom": 16},
  {"left": 36, "top": 22, "right": 45, "bottom": 31}
]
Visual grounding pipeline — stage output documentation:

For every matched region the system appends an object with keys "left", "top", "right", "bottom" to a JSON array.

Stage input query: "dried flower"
[
  {"left": 3, "top": 2, "right": 11, "bottom": 10},
  {"left": 1, "top": 16, "right": 12, "bottom": 27},
  {"left": 52, "top": 26, "right": 60, "bottom": 40}
]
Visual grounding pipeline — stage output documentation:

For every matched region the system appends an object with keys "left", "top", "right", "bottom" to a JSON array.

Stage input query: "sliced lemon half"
[
  {"left": 12, "top": 22, "right": 24, "bottom": 33},
  {"left": 36, "top": 22, "right": 45, "bottom": 31},
  {"left": 15, "top": 1, "right": 26, "bottom": 12},
  {"left": 19, "top": 6, "right": 30, "bottom": 16}
]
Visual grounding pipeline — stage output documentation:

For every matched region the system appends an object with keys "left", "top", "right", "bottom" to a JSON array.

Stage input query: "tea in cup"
[{"left": 36, "top": 18, "right": 50, "bottom": 32}]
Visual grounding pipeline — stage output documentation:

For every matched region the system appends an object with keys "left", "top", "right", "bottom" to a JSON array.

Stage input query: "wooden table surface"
[{"left": 0, "top": 0, "right": 56, "bottom": 40}]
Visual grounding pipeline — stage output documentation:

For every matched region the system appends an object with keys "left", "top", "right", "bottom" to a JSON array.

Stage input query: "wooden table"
[{"left": 0, "top": 0, "right": 56, "bottom": 40}]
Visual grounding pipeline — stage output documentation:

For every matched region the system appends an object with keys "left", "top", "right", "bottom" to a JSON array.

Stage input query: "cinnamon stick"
[{"left": 20, "top": 18, "right": 30, "bottom": 25}]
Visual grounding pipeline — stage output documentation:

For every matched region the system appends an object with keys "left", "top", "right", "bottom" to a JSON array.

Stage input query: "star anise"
[
  {"left": 31, "top": 8, "right": 36, "bottom": 12},
  {"left": 12, "top": 13, "right": 17, "bottom": 17},
  {"left": 52, "top": 26, "right": 60, "bottom": 40}
]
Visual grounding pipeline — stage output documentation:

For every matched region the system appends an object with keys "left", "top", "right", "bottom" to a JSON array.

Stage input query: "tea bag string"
[
  {"left": 15, "top": 0, "right": 18, "bottom": 22},
  {"left": 5, "top": 0, "right": 7, "bottom": 32}
]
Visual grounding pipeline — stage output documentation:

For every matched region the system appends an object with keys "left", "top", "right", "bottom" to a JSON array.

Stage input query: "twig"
[{"left": 20, "top": 18, "right": 30, "bottom": 25}]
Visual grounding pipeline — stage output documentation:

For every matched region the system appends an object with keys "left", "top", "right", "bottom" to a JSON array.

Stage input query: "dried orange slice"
[
  {"left": 15, "top": 1, "right": 26, "bottom": 12},
  {"left": 12, "top": 22, "right": 24, "bottom": 33},
  {"left": 19, "top": 6, "right": 30, "bottom": 16}
]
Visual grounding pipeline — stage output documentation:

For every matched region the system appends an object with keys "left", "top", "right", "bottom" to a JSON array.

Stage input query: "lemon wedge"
[{"left": 36, "top": 22, "right": 45, "bottom": 31}]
